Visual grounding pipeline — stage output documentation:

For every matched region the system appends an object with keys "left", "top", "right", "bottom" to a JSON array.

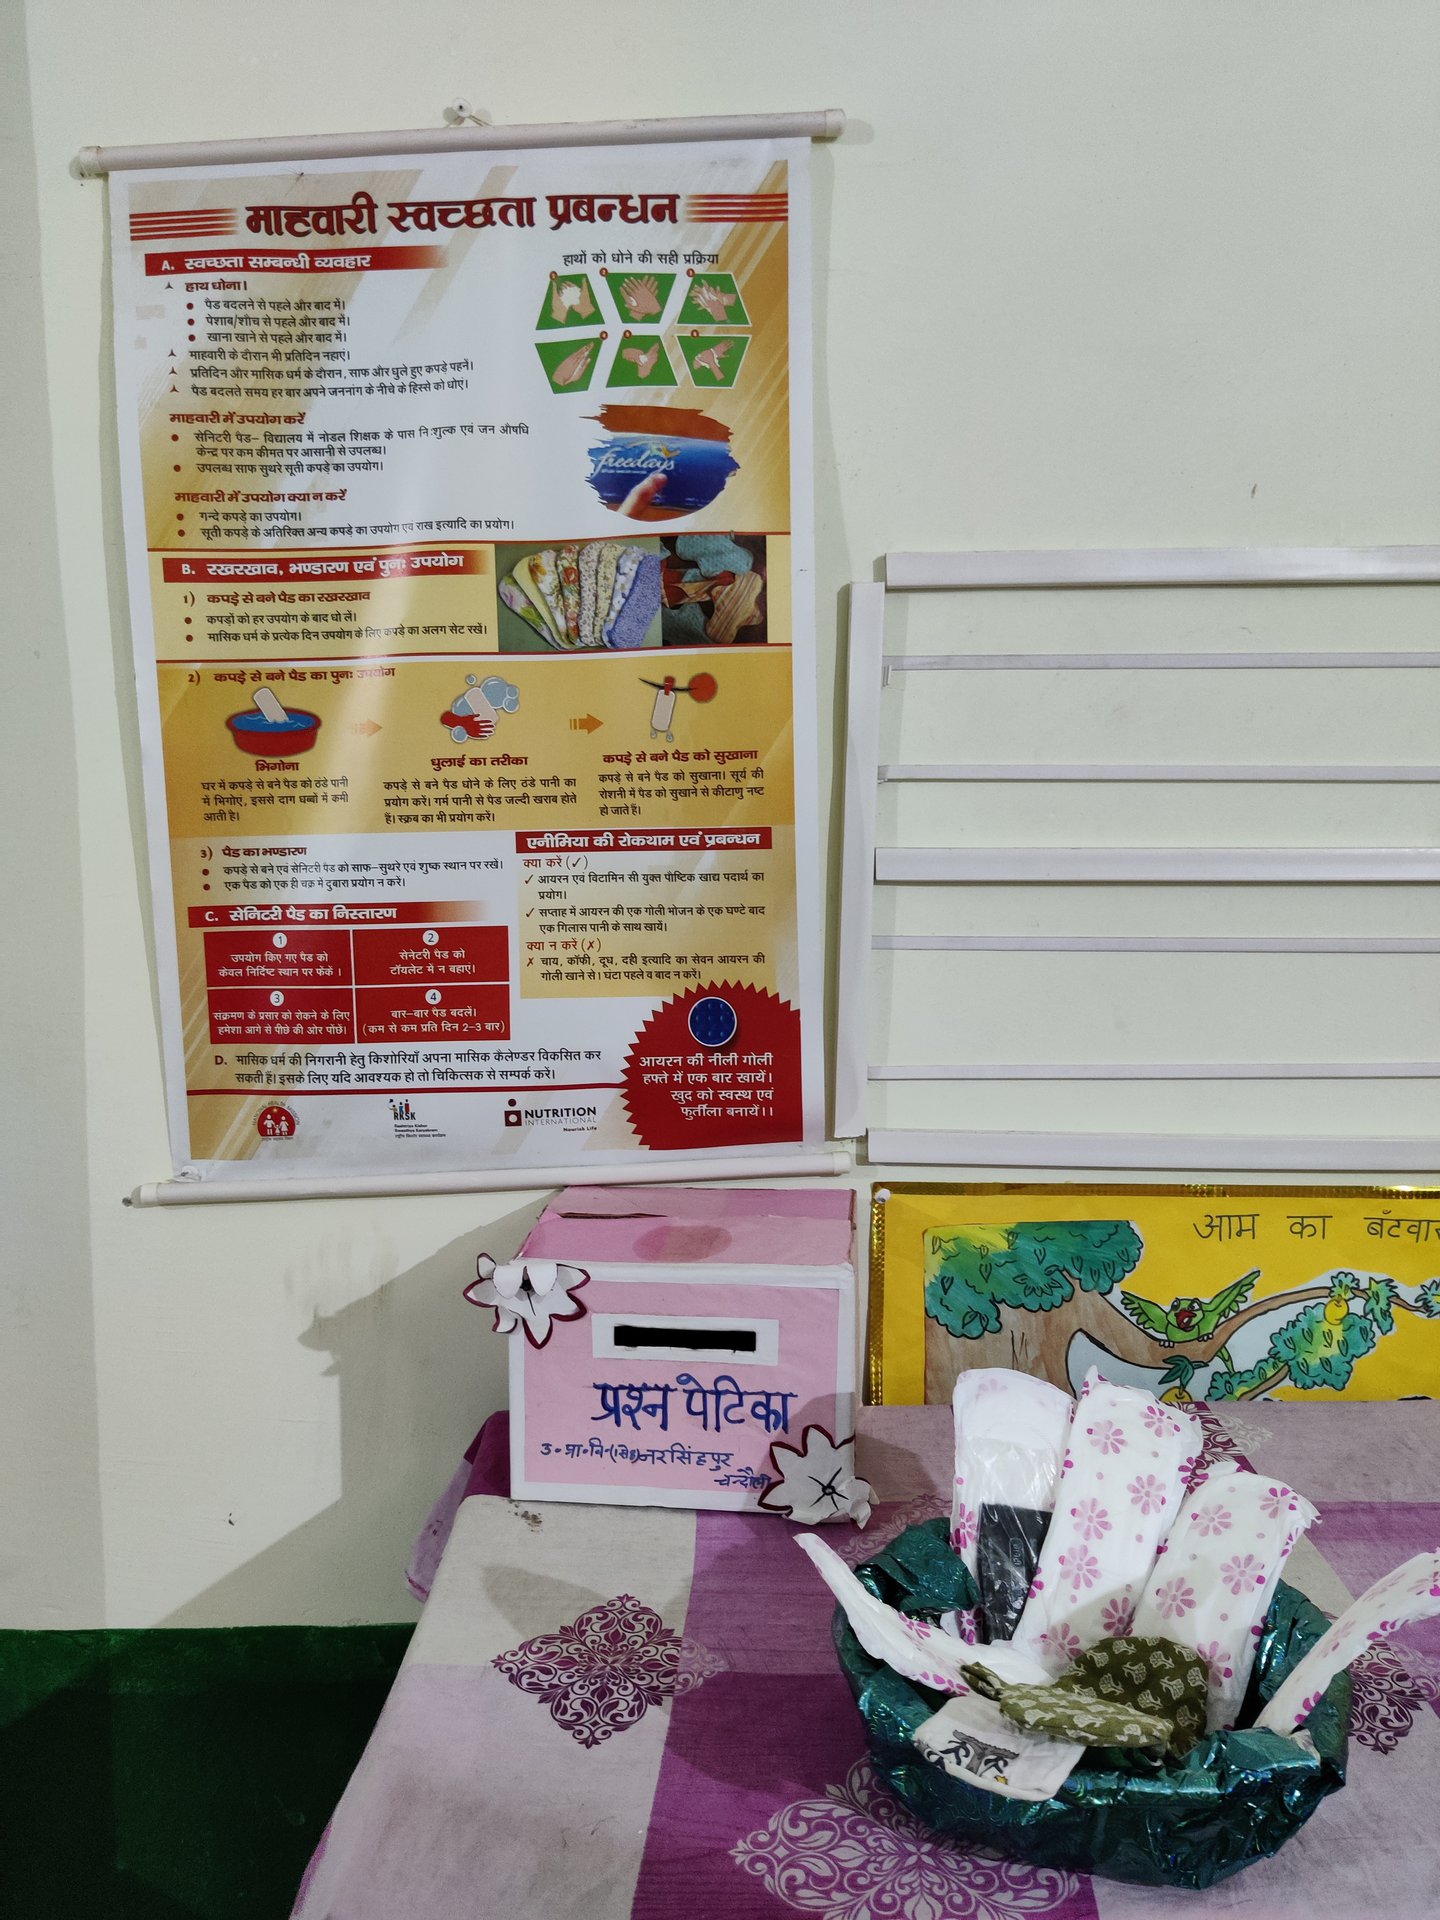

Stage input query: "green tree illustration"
[{"left": 923, "top": 1224, "right": 1440, "bottom": 1401}]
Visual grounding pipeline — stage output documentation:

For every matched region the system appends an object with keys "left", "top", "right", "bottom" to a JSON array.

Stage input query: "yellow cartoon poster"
[
  {"left": 110, "top": 141, "right": 821, "bottom": 1179},
  {"left": 869, "top": 1184, "right": 1440, "bottom": 1403}
]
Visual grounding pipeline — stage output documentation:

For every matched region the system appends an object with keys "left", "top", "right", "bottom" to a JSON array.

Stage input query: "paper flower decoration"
[
  {"left": 463, "top": 1255, "right": 589, "bottom": 1348},
  {"left": 759, "top": 1424, "right": 873, "bottom": 1527}
]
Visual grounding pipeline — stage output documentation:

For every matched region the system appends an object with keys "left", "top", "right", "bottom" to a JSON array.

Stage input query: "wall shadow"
[{"left": 158, "top": 1196, "right": 546, "bottom": 1626}]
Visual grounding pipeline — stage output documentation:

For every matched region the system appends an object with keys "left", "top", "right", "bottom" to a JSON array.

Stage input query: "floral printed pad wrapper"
[
  {"left": 1013, "top": 1371, "right": 1200, "bottom": 1674},
  {"left": 1257, "top": 1546, "right": 1440, "bottom": 1735},
  {"left": 1132, "top": 1462, "right": 1316, "bottom": 1730},
  {"left": 794, "top": 1532, "right": 974, "bottom": 1696}
]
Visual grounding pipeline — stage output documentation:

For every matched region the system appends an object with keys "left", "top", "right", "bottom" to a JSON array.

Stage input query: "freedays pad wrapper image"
[{"left": 586, "top": 405, "right": 739, "bottom": 518}]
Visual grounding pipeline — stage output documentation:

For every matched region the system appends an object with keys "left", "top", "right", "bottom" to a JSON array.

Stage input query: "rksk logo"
[{"left": 389, "top": 1096, "right": 445, "bottom": 1141}]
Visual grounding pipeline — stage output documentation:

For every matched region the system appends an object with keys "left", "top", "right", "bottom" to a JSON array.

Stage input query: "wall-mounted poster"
[
  {"left": 109, "top": 137, "right": 821, "bottom": 1182},
  {"left": 869, "top": 1183, "right": 1440, "bottom": 1405}
]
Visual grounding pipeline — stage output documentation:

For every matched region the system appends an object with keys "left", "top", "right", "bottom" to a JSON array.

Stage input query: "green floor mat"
[{"left": 0, "top": 1623, "right": 412, "bottom": 1918}]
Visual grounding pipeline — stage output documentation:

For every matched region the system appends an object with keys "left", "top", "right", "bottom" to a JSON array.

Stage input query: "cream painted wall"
[{"left": 4, "top": 1, "right": 1438, "bottom": 1627}]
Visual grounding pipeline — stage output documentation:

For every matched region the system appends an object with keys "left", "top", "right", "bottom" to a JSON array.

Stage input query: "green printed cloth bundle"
[{"left": 963, "top": 1635, "right": 1210, "bottom": 1756}]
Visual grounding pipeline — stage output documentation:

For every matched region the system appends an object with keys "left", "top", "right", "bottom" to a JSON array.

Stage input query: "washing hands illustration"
[
  {"left": 693, "top": 341, "right": 732, "bottom": 381},
  {"left": 618, "top": 275, "right": 662, "bottom": 320},
  {"left": 1120, "top": 1270, "right": 1260, "bottom": 1371},
  {"left": 549, "top": 278, "right": 595, "bottom": 323},
  {"left": 550, "top": 340, "right": 596, "bottom": 388},
  {"left": 692, "top": 281, "right": 740, "bottom": 321},
  {"left": 622, "top": 342, "right": 660, "bottom": 378}
]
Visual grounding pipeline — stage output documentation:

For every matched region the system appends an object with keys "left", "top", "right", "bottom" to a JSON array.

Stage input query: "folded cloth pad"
[
  {"left": 1013, "top": 1371, "right": 1200, "bottom": 1674},
  {"left": 964, "top": 1636, "right": 1211, "bottom": 1756}
]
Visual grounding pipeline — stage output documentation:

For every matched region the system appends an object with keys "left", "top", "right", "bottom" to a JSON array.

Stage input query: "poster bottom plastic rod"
[
  {"left": 126, "top": 1148, "right": 852, "bottom": 1207},
  {"left": 865, "top": 1130, "right": 1439, "bottom": 1173}
]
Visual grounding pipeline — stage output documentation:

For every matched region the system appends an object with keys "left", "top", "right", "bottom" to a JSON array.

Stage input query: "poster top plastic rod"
[{"left": 75, "top": 110, "right": 847, "bottom": 177}]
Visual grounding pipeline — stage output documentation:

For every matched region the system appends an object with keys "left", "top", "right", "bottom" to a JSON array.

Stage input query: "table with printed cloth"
[{"left": 292, "top": 1401, "right": 1440, "bottom": 1920}]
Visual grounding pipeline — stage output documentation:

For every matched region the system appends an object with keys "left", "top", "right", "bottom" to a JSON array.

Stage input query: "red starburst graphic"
[{"left": 621, "top": 981, "right": 802, "bottom": 1151}]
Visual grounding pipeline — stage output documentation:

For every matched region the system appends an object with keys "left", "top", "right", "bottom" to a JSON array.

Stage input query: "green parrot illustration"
[{"left": 1120, "top": 1270, "right": 1260, "bottom": 1371}]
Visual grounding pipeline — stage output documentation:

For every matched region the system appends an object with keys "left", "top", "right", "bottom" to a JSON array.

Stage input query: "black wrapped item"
[
  {"left": 832, "top": 1518, "right": 1351, "bottom": 1890},
  {"left": 975, "top": 1503, "right": 1050, "bottom": 1641}
]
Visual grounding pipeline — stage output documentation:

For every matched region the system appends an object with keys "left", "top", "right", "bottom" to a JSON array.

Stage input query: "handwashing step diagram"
[{"left": 532, "top": 266, "right": 752, "bottom": 397}]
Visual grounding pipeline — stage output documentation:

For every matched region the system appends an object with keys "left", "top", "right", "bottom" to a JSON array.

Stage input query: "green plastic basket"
[{"left": 835, "top": 1518, "right": 1350, "bottom": 1890}]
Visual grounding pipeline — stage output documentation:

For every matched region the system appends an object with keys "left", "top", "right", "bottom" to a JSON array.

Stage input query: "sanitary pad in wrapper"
[
  {"left": 950, "top": 1370, "right": 1073, "bottom": 1629},
  {"left": 1131, "top": 1462, "right": 1316, "bottom": 1729},
  {"left": 1013, "top": 1371, "right": 1200, "bottom": 1674}
]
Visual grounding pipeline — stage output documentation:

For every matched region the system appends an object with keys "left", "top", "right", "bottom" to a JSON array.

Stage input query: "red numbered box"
[
  {"left": 204, "top": 929, "right": 352, "bottom": 988},
  {"left": 351, "top": 925, "right": 508, "bottom": 987},
  {"left": 208, "top": 990, "right": 356, "bottom": 1045},
  {"left": 354, "top": 985, "right": 509, "bottom": 1041}
]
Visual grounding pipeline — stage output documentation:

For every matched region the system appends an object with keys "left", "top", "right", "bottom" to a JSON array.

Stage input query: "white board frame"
[{"left": 833, "top": 550, "right": 1440, "bottom": 1172}]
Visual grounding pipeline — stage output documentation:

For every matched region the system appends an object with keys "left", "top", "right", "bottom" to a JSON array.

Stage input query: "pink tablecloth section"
[{"left": 299, "top": 1402, "right": 1440, "bottom": 1920}]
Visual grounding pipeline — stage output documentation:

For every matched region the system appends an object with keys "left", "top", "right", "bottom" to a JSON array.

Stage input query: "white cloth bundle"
[
  {"left": 1131, "top": 1463, "right": 1316, "bottom": 1729},
  {"left": 1013, "top": 1372, "right": 1201, "bottom": 1674},
  {"left": 950, "top": 1369, "right": 1074, "bottom": 1572},
  {"left": 1257, "top": 1547, "right": 1440, "bottom": 1734}
]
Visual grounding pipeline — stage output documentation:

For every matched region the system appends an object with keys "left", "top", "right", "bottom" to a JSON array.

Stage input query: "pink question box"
[{"left": 508, "top": 1185, "right": 857, "bottom": 1511}]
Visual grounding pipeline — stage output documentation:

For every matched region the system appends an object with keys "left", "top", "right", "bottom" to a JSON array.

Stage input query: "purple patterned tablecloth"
[{"left": 296, "top": 1401, "right": 1440, "bottom": 1920}]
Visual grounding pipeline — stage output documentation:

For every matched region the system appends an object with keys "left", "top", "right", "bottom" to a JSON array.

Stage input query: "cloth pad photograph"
[
  {"left": 577, "top": 539, "right": 602, "bottom": 645},
  {"left": 517, "top": 550, "right": 566, "bottom": 643},
  {"left": 592, "top": 541, "right": 621, "bottom": 640},
  {"left": 499, "top": 575, "right": 555, "bottom": 645},
  {"left": 1257, "top": 1546, "right": 1440, "bottom": 1735},
  {"left": 674, "top": 532, "right": 752, "bottom": 578},
  {"left": 950, "top": 1370, "right": 1074, "bottom": 1642},
  {"left": 555, "top": 542, "right": 582, "bottom": 645},
  {"left": 706, "top": 571, "right": 764, "bottom": 644},
  {"left": 602, "top": 546, "right": 644, "bottom": 644},
  {"left": 1013, "top": 1371, "right": 1200, "bottom": 1674},
  {"left": 601, "top": 546, "right": 642, "bottom": 642},
  {"left": 1130, "top": 1462, "right": 1316, "bottom": 1730},
  {"left": 607, "top": 551, "right": 661, "bottom": 649}
]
